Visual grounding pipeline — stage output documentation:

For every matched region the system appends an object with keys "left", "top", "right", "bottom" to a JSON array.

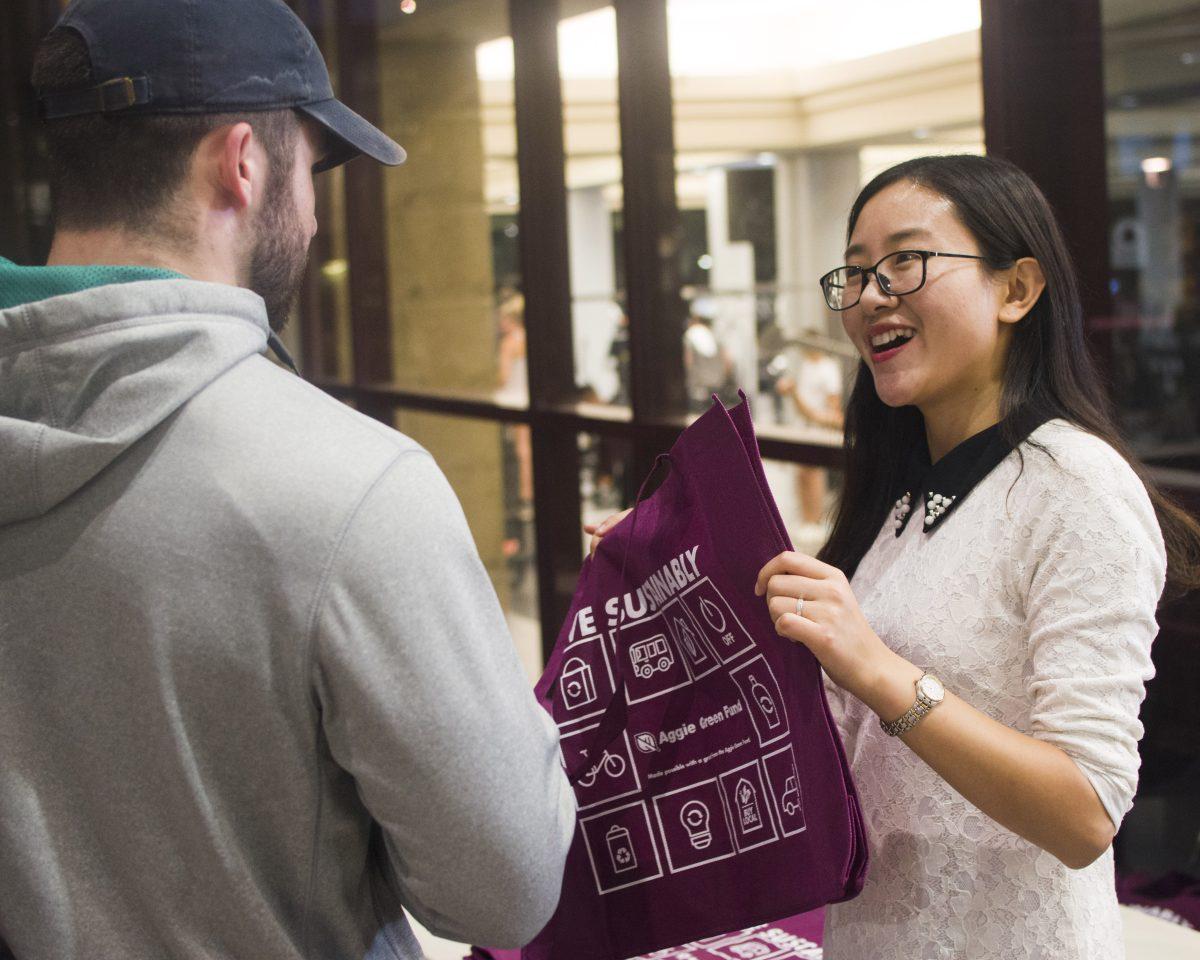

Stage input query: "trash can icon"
[
  {"left": 560, "top": 656, "right": 597, "bottom": 711},
  {"left": 606, "top": 824, "right": 637, "bottom": 873}
]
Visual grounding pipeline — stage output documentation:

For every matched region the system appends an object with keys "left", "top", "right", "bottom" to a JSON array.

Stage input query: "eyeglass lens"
[{"left": 825, "top": 251, "right": 926, "bottom": 309}]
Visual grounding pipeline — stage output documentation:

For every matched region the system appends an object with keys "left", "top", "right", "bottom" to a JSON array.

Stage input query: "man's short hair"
[{"left": 32, "top": 28, "right": 301, "bottom": 238}]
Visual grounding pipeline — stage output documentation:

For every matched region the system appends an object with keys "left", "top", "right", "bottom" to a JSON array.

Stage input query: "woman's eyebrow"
[{"left": 844, "top": 227, "right": 933, "bottom": 261}]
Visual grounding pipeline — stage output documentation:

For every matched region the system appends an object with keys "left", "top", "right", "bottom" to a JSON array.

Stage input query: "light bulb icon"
[
  {"left": 680, "top": 800, "right": 712, "bottom": 850},
  {"left": 699, "top": 596, "right": 726, "bottom": 633}
]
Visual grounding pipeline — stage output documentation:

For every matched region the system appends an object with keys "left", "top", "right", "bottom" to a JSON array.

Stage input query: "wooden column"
[
  {"left": 981, "top": 0, "right": 1112, "bottom": 367},
  {"left": 511, "top": 0, "right": 584, "bottom": 658},
  {"left": 614, "top": 0, "right": 688, "bottom": 488},
  {"left": 337, "top": 0, "right": 395, "bottom": 415}
]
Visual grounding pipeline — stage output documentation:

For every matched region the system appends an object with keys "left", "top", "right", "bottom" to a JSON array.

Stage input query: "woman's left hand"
[{"left": 755, "top": 551, "right": 901, "bottom": 708}]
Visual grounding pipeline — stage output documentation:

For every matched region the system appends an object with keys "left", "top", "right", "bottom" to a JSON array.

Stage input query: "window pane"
[
  {"left": 393, "top": 410, "right": 542, "bottom": 683},
  {"left": 290, "top": 2, "right": 370, "bottom": 380},
  {"left": 1101, "top": 0, "right": 1200, "bottom": 884},
  {"left": 668, "top": 0, "right": 983, "bottom": 443},
  {"left": 579, "top": 431, "right": 636, "bottom": 558},
  {"left": 560, "top": 7, "right": 630, "bottom": 415},
  {"left": 1102, "top": 0, "right": 1200, "bottom": 468},
  {"left": 309, "top": 4, "right": 528, "bottom": 404},
  {"left": 762, "top": 461, "right": 842, "bottom": 556}
]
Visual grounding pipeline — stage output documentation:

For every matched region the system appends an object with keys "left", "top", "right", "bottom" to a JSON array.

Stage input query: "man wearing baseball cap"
[{"left": 0, "top": 2, "right": 574, "bottom": 958}]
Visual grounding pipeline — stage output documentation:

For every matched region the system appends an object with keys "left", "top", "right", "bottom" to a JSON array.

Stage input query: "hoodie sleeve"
[{"left": 311, "top": 449, "right": 575, "bottom": 947}]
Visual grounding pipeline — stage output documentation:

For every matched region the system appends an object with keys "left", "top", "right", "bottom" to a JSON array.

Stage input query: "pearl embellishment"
[{"left": 924, "top": 491, "right": 957, "bottom": 526}]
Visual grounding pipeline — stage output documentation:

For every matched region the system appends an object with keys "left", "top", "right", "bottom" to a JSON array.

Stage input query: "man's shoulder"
[{"left": 185, "top": 355, "right": 433, "bottom": 501}]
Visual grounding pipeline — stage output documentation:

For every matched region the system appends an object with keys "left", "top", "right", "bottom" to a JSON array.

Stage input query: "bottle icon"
[
  {"left": 674, "top": 616, "right": 708, "bottom": 667},
  {"left": 699, "top": 596, "right": 726, "bottom": 633},
  {"left": 748, "top": 674, "right": 781, "bottom": 729},
  {"left": 606, "top": 824, "right": 637, "bottom": 873},
  {"left": 736, "top": 778, "right": 762, "bottom": 832}
]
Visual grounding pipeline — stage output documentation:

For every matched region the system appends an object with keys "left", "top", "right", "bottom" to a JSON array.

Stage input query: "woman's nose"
[{"left": 857, "top": 270, "right": 897, "bottom": 311}]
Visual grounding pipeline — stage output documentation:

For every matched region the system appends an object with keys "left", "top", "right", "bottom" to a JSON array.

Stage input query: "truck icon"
[
  {"left": 629, "top": 634, "right": 674, "bottom": 680},
  {"left": 780, "top": 775, "right": 802, "bottom": 817}
]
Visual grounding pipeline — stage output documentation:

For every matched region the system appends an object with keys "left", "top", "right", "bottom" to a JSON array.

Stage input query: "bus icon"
[{"left": 629, "top": 634, "right": 674, "bottom": 679}]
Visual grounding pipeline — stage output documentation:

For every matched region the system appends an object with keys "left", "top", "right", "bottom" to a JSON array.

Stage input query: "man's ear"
[
  {"left": 211, "top": 122, "right": 258, "bottom": 211},
  {"left": 998, "top": 257, "right": 1046, "bottom": 325}
]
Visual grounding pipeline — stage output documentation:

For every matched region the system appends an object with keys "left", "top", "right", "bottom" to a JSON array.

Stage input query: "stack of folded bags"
[{"left": 468, "top": 909, "right": 825, "bottom": 960}]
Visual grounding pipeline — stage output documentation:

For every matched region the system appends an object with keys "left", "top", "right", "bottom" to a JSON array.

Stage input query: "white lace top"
[{"left": 823, "top": 420, "right": 1167, "bottom": 959}]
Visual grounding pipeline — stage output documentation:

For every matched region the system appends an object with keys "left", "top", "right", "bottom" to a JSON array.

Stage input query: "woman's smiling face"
[{"left": 840, "top": 179, "right": 1014, "bottom": 414}]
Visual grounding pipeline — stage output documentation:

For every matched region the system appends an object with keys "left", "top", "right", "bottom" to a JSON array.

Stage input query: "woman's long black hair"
[{"left": 816, "top": 154, "right": 1200, "bottom": 599}]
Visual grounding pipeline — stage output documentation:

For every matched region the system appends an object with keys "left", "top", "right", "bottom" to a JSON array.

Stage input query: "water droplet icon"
[{"left": 700, "top": 596, "right": 726, "bottom": 633}]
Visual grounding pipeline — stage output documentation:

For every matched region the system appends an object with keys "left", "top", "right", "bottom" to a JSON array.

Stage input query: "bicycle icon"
[{"left": 577, "top": 748, "right": 628, "bottom": 788}]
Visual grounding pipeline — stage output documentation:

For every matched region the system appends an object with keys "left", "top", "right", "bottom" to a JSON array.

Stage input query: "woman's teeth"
[{"left": 870, "top": 329, "right": 915, "bottom": 353}]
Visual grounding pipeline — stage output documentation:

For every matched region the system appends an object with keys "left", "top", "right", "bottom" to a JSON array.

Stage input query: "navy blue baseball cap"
[{"left": 36, "top": 0, "right": 406, "bottom": 173}]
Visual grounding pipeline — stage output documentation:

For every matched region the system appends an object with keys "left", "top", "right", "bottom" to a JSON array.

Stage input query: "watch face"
[{"left": 918, "top": 674, "right": 945, "bottom": 703}]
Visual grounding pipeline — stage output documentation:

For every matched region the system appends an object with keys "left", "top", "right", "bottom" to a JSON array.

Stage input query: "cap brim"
[{"left": 299, "top": 98, "right": 406, "bottom": 173}]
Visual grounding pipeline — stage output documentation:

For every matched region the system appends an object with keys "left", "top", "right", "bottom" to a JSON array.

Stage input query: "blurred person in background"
[
  {"left": 776, "top": 330, "right": 845, "bottom": 530},
  {"left": 684, "top": 296, "right": 737, "bottom": 411}
]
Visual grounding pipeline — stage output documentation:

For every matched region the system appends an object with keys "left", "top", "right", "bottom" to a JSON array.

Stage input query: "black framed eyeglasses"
[{"left": 818, "top": 250, "right": 987, "bottom": 311}]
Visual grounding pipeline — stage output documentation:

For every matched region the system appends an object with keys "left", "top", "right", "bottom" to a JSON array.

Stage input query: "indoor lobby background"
[{"left": 3, "top": 0, "right": 1198, "bottom": 928}]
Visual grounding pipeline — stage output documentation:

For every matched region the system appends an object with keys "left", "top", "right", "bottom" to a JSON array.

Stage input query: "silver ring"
[{"left": 795, "top": 596, "right": 805, "bottom": 618}]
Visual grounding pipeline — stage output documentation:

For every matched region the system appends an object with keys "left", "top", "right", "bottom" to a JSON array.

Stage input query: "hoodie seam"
[
  {"left": 0, "top": 313, "right": 265, "bottom": 362},
  {"left": 17, "top": 303, "right": 61, "bottom": 428},
  {"left": 18, "top": 303, "right": 59, "bottom": 516},
  {"left": 298, "top": 447, "right": 433, "bottom": 960},
  {"left": 29, "top": 422, "right": 49, "bottom": 519}
]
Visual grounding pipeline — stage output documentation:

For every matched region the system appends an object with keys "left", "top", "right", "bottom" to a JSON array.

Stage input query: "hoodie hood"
[{"left": 0, "top": 277, "right": 270, "bottom": 525}]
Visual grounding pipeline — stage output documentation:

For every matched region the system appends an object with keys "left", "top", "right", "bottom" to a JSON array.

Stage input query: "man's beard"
[{"left": 247, "top": 182, "right": 310, "bottom": 333}]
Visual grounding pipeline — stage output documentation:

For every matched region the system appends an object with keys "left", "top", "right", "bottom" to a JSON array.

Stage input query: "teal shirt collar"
[
  {"left": 0, "top": 256, "right": 299, "bottom": 373},
  {"left": 0, "top": 256, "right": 185, "bottom": 311}
]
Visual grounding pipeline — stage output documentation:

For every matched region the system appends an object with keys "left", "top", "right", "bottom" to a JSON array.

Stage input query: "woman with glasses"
[
  {"left": 749, "top": 154, "right": 1200, "bottom": 958},
  {"left": 586, "top": 153, "right": 1200, "bottom": 957}
]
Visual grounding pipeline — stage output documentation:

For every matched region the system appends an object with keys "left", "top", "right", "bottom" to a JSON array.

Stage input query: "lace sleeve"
[{"left": 1021, "top": 451, "right": 1167, "bottom": 830}]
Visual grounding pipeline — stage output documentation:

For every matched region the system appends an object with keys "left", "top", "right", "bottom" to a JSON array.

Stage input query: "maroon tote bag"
[{"left": 521, "top": 396, "right": 866, "bottom": 960}]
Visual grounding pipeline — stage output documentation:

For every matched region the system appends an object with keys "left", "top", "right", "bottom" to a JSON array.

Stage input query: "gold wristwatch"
[{"left": 880, "top": 672, "right": 945, "bottom": 736}]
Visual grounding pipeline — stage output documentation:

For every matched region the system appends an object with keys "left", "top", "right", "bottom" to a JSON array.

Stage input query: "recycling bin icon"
[
  {"left": 606, "top": 824, "right": 638, "bottom": 873},
  {"left": 560, "top": 656, "right": 597, "bottom": 711}
]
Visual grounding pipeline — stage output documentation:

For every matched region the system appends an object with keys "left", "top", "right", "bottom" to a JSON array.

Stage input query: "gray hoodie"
[{"left": 0, "top": 275, "right": 574, "bottom": 960}]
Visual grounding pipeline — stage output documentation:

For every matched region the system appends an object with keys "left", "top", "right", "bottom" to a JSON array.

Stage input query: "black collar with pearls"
[{"left": 890, "top": 409, "right": 1050, "bottom": 537}]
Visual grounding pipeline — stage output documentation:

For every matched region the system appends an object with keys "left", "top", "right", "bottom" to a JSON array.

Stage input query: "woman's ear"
[{"left": 998, "top": 257, "right": 1046, "bottom": 325}]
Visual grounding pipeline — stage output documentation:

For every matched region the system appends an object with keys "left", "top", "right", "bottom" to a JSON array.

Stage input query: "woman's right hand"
[{"left": 584, "top": 509, "right": 632, "bottom": 557}]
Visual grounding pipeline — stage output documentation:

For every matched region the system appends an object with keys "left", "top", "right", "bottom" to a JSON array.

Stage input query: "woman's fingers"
[
  {"left": 585, "top": 508, "right": 633, "bottom": 556},
  {"left": 755, "top": 551, "right": 840, "bottom": 595},
  {"left": 773, "top": 609, "right": 825, "bottom": 651},
  {"left": 763, "top": 574, "right": 827, "bottom": 604}
]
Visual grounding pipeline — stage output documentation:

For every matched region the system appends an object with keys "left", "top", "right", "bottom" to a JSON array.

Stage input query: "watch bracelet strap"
[{"left": 880, "top": 690, "right": 936, "bottom": 736}]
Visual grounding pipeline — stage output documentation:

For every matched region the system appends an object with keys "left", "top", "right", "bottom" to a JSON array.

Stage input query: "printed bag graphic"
[{"left": 515, "top": 396, "right": 867, "bottom": 960}]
